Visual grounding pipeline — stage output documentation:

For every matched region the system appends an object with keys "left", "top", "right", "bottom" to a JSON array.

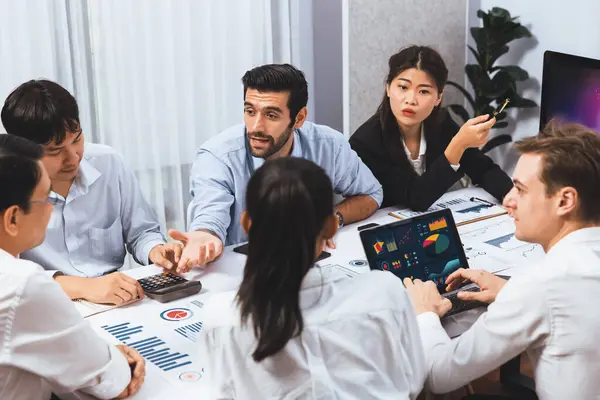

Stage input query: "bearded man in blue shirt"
[{"left": 171, "top": 64, "right": 383, "bottom": 273}]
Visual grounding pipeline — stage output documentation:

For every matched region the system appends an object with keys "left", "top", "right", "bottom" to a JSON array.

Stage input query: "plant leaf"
[
  {"left": 488, "top": 45, "right": 509, "bottom": 67},
  {"left": 476, "top": 9, "right": 490, "bottom": 27},
  {"left": 490, "top": 7, "right": 511, "bottom": 20},
  {"left": 478, "top": 70, "right": 513, "bottom": 99},
  {"left": 448, "top": 104, "right": 471, "bottom": 123},
  {"left": 470, "top": 27, "right": 484, "bottom": 48},
  {"left": 445, "top": 81, "right": 476, "bottom": 109},
  {"left": 504, "top": 90, "right": 538, "bottom": 108},
  {"left": 468, "top": 45, "right": 483, "bottom": 68},
  {"left": 497, "top": 66, "right": 529, "bottom": 81},
  {"left": 481, "top": 134, "right": 512, "bottom": 153},
  {"left": 466, "top": 64, "right": 491, "bottom": 94},
  {"left": 514, "top": 25, "right": 532, "bottom": 38},
  {"left": 514, "top": 97, "right": 538, "bottom": 108}
]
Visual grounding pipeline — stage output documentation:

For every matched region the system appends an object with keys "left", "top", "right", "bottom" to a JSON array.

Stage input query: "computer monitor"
[{"left": 540, "top": 51, "right": 600, "bottom": 132}]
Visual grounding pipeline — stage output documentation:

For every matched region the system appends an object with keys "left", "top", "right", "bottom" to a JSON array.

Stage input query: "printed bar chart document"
[{"left": 389, "top": 188, "right": 507, "bottom": 226}]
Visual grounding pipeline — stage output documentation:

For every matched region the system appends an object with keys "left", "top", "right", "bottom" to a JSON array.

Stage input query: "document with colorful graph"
[
  {"left": 87, "top": 296, "right": 209, "bottom": 396},
  {"left": 388, "top": 188, "right": 507, "bottom": 226}
]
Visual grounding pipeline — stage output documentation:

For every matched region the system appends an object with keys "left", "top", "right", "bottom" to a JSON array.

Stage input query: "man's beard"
[{"left": 247, "top": 125, "right": 294, "bottom": 159}]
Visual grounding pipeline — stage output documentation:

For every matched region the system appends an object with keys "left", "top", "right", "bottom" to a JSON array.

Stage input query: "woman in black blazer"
[{"left": 350, "top": 46, "right": 513, "bottom": 210}]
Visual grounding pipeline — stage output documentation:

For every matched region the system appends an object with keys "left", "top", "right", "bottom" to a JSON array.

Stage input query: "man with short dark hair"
[
  {"left": 1, "top": 79, "right": 181, "bottom": 305},
  {"left": 404, "top": 122, "right": 600, "bottom": 398},
  {"left": 170, "top": 64, "right": 383, "bottom": 272},
  {"left": 0, "top": 134, "right": 145, "bottom": 400}
]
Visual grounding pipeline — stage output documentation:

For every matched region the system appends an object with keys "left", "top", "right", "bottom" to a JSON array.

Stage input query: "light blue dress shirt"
[
  {"left": 187, "top": 122, "right": 383, "bottom": 246},
  {"left": 21, "top": 143, "right": 166, "bottom": 277}
]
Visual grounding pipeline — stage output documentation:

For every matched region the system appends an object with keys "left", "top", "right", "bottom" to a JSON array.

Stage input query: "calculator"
[{"left": 137, "top": 273, "right": 202, "bottom": 303}]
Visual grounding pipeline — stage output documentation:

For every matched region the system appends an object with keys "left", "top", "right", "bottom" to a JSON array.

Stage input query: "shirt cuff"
[
  {"left": 417, "top": 312, "right": 452, "bottom": 346},
  {"left": 188, "top": 220, "right": 226, "bottom": 244},
  {"left": 47, "top": 270, "right": 64, "bottom": 279},
  {"left": 82, "top": 345, "right": 131, "bottom": 399},
  {"left": 370, "top": 190, "right": 384, "bottom": 207},
  {"left": 450, "top": 163, "right": 461, "bottom": 171},
  {"left": 139, "top": 238, "right": 167, "bottom": 265}
]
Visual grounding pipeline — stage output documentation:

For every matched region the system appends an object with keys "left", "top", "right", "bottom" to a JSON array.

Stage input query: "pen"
[
  {"left": 493, "top": 98, "right": 510, "bottom": 117},
  {"left": 469, "top": 196, "right": 494, "bottom": 206}
]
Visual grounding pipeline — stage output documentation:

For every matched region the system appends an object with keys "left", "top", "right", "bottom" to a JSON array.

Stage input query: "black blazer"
[{"left": 349, "top": 109, "right": 514, "bottom": 210}]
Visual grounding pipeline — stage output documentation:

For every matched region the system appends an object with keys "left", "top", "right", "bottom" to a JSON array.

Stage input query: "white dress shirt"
[
  {"left": 199, "top": 267, "right": 426, "bottom": 399},
  {"left": 402, "top": 128, "right": 460, "bottom": 177},
  {"left": 21, "top": 143, "right": 166, "bottom": 277},
  {"left": 0, "top": 248, "right": 130, "bottom": 400},
  {"left": 418, "top": 227, "right": 600, "bottom": 399},
  {"left": 402, "top": 128, "right": 429, "bottom": 176}
]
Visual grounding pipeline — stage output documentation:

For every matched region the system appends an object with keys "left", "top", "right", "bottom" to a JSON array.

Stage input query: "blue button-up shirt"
[
  {"left": 187, "top": 122, "right": 383, "bottom": 246},
  {"left": 21, "top": 143, "right": 166, "bottom": 277}
]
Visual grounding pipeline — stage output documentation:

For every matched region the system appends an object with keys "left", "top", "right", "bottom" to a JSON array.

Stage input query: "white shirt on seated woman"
[{"left": 198, "top": 157, "right": 426, "bottom": 399}]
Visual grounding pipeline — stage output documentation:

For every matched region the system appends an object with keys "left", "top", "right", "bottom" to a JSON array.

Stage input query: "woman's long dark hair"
[
  {"left": 236, "top": 157, "right": 334, "bottom": 362},
  {"left": 377, "top": 45, "right": 449, "bottom": 162}
]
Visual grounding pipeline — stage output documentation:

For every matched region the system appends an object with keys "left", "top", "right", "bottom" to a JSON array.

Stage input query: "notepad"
[{"left": 73, "top": 297, "right": 142, "bottom": 318}]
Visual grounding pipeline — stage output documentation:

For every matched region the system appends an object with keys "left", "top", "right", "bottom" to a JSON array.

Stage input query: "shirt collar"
[
  {"left": 52, "top": 158, "right": 101, "bottom": 202},
  {"left": 301, "top": 264, "right": 348, "bottom": 291},
  {"left": 0, "top": 247, "right": 15, "bottom": 260},
  {"left": 78, "top": 158, "right": 101, "bottom": 189},
  {"left": 402, "top": 125, "right": 427, "bottom": 160},
  {"left": 548, "top": 227, "right": 600, "bottom": 255}
]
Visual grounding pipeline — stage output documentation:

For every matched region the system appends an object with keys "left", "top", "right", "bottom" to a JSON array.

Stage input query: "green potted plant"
[{"left": 447, "top": 7, "right": 537, "bottom": 153}]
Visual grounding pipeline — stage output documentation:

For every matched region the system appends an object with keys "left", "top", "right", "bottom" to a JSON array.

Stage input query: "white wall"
[{"left": 469, "top": 0, "right": 600, "bottom": 173}]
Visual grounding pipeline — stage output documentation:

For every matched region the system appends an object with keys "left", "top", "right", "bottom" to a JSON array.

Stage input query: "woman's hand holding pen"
[
  {"left": 455, "top": 114, "right": 496, "bottom": 149},
  {"left": 445, "top": 115, "right": 496, "bottom": 164}
]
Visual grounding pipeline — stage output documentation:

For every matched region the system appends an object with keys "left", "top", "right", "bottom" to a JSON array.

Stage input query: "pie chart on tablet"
[{"left": 423, "top": 234, "right": 450, "bottom": 256}]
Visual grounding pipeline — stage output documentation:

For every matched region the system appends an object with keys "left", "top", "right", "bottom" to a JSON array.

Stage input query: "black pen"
[{"left": 469, "top": 196, "right": 494, "bottom": 206}]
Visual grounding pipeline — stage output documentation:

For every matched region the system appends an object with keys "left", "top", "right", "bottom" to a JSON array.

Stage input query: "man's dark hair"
[
  {"left": 0, "top": 135, "right": 44, "bottom": 214},
  {"left": 515, "top": 121, "right": 600, "bottom": 223},
  {"left": 242, "top": 64, "right": 308, "bottom": 124},
  {"left": 1, "top": 79, "right": 80, "bottom": 145}
]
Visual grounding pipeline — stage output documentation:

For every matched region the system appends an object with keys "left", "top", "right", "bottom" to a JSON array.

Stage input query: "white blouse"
[{"left": 198, "top": 266, "right": 427, "bottom": 399}]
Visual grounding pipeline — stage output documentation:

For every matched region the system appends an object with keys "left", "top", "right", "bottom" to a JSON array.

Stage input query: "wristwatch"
[{"left": 334, "top": 210, "right": 344, "bottom": 228}]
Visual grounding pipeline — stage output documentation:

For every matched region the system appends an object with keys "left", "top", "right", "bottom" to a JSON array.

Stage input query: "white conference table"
[{"left": 86, "top": 189, "right": 529, "bottom": 399}]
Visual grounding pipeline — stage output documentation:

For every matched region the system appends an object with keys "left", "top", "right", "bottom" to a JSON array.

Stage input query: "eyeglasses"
[{"left": 29, "top": 197, "right": 59, "bottom": 206}]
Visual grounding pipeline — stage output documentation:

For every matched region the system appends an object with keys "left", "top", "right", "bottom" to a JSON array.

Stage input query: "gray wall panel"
[{"left": 348, "top": 0, "right": 467, "bottom": 134}]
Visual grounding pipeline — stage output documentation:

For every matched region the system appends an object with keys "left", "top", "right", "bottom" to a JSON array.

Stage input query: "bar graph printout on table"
[
  {"left": 389, "top": 192, "right": 506, "bottom": 226},
  {"left": 458, "top": 214, "right": 545, "bottom": 268},
  {"left": 90, "top": 298, "right": 208, "bottom": 389}
]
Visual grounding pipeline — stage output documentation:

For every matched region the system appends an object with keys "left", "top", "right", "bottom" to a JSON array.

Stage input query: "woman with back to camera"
[
  {"left": 350, "top": 45, "right": 513, "bottom": 210},
  {"left": 198, "top": 157, "right": 426, "bottom": 399}
]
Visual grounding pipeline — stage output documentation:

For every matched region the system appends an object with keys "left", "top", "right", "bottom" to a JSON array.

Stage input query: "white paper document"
[
  {"left": 388, "top": 189, "right": 507, "bottom": 226},
  {"left": 458, "top": 214, "right": 545, "bottom": 269},
  {"left": 88, "top": 295, "right": 209, "bottom": 397}
]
